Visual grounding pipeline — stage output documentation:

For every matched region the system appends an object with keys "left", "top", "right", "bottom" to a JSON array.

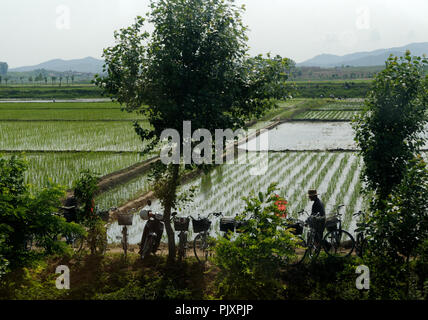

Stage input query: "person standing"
[{"left": 308, "top": 189, "right": 326, "bottom": 244}]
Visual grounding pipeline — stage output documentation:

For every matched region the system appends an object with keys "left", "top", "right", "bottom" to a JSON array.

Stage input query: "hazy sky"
[{"left": 1, "top": 0, "right": 427, "bottom": 68}]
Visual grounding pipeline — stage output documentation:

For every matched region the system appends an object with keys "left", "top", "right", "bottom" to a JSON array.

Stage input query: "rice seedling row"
[
  {"left": 0, "top": 121, "right": 151, "bottom": 152},
  {"left": 295, "top": 110, "right": 360, "bottom": 120},
  {"left": 107, "top": 151, "right": 366, "bottom": 244},
  {"left": 0, "top": 109, "right": 145, "bottom": 121},
  {"left": 0, "top": 152, "right": 145, "bottom": 190}
]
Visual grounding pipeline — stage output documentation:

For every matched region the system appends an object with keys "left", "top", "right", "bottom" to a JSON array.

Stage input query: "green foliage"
[
  {"left": 0, "top": 155, "right": 85, "bottom": 270},
  {"left": 295, "top": 81, "right": 371, "bottom": 98},
  {"left": 353, "top": 51, "right": 428, "bottom": 201},
  {"left": 214, "top": 183, "right": 298, "bottom": 299},
  {"left": 352, "top": 52, "right": 428, "bottom": 299},
  {"left": 0, "top": 86, "right": 102, "bottom": 99},
  {"left": 73, "top": 170, "right": 100, "bottom": 221},
  {"left": 72, "top": 171, "right": 109, "bottom": 256},
  {"left": 367, "top": 156, "right": 428, "bottom": 260},
  {"left": 283, "top": 255, "right": 368, "bottom": 300}
]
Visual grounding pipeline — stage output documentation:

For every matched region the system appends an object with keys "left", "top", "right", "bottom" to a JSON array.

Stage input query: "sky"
[{"left": 1, "top": 0, "right": 427, "bottom": 68}]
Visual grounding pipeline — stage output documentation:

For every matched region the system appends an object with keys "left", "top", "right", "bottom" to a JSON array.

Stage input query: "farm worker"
[{"left": 308, "top": 189, "right": 325, "bottom": 244}]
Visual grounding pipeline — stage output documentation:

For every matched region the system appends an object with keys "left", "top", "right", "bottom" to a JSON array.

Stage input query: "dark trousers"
[{"left": 314, "top": 217, "right": 326, "bottom": 244}]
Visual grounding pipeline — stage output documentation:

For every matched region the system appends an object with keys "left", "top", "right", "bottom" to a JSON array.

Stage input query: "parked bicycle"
[
  {"left": 63, "top": 205, "right": 115, "bottom": 255},
  {"left": 354, "top": 210, "right": 368, "bottom": 259},
  {"left": 283, "top": 217, "right": 308, "bottom": 265},
  {"left": 296, "top": 209, "right": 324, "bottom": 262},
  {"left": 322, "top": 205, "right": 355, "bottom": 258},
  {"left": 295, "top": 205, "right": 355, "bottom": 262},
  {"left": 172, "top": 213, "right": 191, "bottom": 262},
  {"left": 192, "top": 212, "right": 223, "bottom": 264}
]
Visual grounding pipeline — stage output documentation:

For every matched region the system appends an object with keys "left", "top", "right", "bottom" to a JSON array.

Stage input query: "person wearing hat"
[
  {"left": 308, "top": 189, "right": 325, "bottom": 217},
  {"left": 308, "top": 189, "right": 326, "bottom": 244}
]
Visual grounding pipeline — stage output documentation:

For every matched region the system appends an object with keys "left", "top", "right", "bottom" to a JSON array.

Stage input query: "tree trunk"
[{"left": 162, "top": 164, "right": 180, "bottom": 263}]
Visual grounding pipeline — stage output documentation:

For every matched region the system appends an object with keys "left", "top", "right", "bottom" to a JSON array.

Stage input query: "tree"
[
  {"left": 59, "top": 76, "right": 63, "bottom": 87},
  {"left": 95, "top": 0, "right": 292, "bottom": 262},
  {"left": 73, "top": 170, "right": 106, "bottom": 255},
  {"left": 353, "top": 52, "right": 428, "bottom": 298},
  {"left": 353, "top": 51, "right": 428, "bottom": 203},
  {"left": 0, "top": 155, "right": 84, "bottom": 269},
  {"left": 381, "top": 156, "right": 428, "bottom": 261},
  {"left": 0, "top": 62, "right": 8, "bottom": 76},
  {"left": 51, "top": 76, "right": 56, "bottom": 86}
]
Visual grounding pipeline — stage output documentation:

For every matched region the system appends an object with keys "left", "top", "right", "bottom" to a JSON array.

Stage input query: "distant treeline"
[
  {"left": 0, "top": 82, "right": 372, "bottom": 99},
  {"left": 294, "top": 81, "right": 372, "bottom": 98},
  {"left": 0, "top": 85, "right": 103, "bottom": 99}
]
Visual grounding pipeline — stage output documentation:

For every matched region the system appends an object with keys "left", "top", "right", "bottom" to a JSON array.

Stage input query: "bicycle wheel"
[
  {"left": 141, "top": 236, "right": 155, "bottom": 260},
  {"left": 323, "top": 229, "right": 355, "bottom": 258},
  {"left": 177, "top": 232, "right": 187, "bottom": 262},
  {"left": 356, "top": 234, "right": 369, "bottom": 260},
  {"left": 304, "top": 231, "right": 321, "bottom": 262},
  {"left": 284, "top": 236, "right": 307, "bottom": 266},
  {"left": 193, "top": 233, "right": 215, "bottom": 264},
  {"left": 71, "top": 235, "right": 85, "bottom": 254}
]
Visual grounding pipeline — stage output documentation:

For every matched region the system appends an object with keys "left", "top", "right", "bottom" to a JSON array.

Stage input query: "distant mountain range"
[
  {"left": 298, "top": 42, "right": 428, "bottom": 67},
  {"left": 10, "top": 57, "right": 104, "bottom": 74}
]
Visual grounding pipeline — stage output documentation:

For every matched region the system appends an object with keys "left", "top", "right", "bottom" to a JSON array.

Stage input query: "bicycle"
[
  {"left": 283, "top": 216, "right": 308, "bottom": 265},
  {"left": 172, "top": 213, "right": 191, "bottom": 262},
  {"left": 322, "top": 205, "right": 355, "bottom": 258},
  {"left": 297, "top": 209, "right": 324, "bottom": 262},
  {"left": 71, "top": 206, "right": 116, "bottom": 256},
  {"left": 192, "top": 212, "right": 223, "bottom": 264},
  {"left": 353, "top": 210, "right": 368, "bottom": 259}
]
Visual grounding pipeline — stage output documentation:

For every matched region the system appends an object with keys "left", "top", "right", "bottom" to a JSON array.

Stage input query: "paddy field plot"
[
  {"left": 0, "top": 121, "right": 151, "bottom": 152},
  {"left": 0, "top": 152, "right": 146, "bottom": 190},
  {"left": 107, "top": 151, "right": 367, "bottom": 244},
  {"left": 0, "top": 101, "right": 152, "bottom": 192},
  {"left": 294, "top": 110, "right": 360, "bottom": 120}
]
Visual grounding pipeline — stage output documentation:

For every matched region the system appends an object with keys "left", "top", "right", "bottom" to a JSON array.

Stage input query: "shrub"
[
  {"left": 0, "top": 155, "right": 85, "bottom": 270},
  {"left": 214, "top": 183, "right": 298, "bottom": 299}
]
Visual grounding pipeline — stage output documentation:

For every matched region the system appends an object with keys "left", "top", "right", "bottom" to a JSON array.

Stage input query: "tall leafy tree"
[
  {"left": 353, "top": 51, "right": 428, "bottom": 202},
  {"left": 95, "top": 0, "right": 293, "bottom": 261},
  {"left": 353, "top": 52, "right": 428, "bottom": 297}
]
